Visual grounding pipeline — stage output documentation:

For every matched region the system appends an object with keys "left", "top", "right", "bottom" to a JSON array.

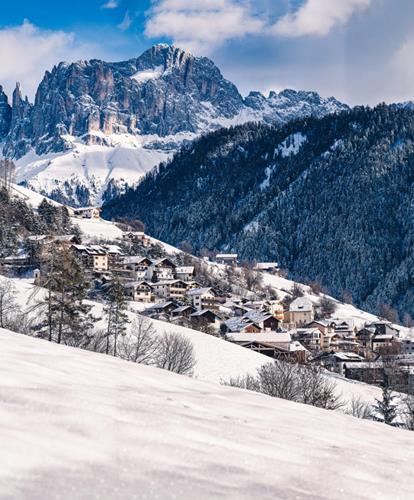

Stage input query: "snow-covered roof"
[
  {"left": 243, "top": 310, "right": 274, "bottom": 324},
  {"left": 333, "top": 352, "right": 364, "bottom": 362},
  {"left": 124, "top": 281, "right": 153, "bottom": 289},
  {"left": 289, "top": 341, "right": 308, "bottom": 352},
  {"left": 225, "top": 317, "right": 256, "bottom": 333},
  {"left": 103, "top": 245, "right": 123, "bottom": 254},
  {"left": 74, "top": 206, "right": 101, "bottom": 211},
  {"left": 229, "top": 332, "right": 292, "bottom": 344},
  {"left": 253, "top": 262, "right": 279, "bottom": 270},
  {"left": 147, "top": 301, "right": 176, "bottom": 310},
  {"left": 289, "top": 297, "right": 313, "bottom": 312},
  {"left": 190, "top": 310, "right": 219, "bottom": 318},
  {"left": 172, "top": 306, "right": 193, "bottom": 314},
  {"left": 216, "top": 254, "right": 238, "bottom": 259},
  {"left": 123, "top": 256, "right": 153, "bottom": 264},
  {"left": 187, "top": 287, "right": 213, "bottom": 296}
]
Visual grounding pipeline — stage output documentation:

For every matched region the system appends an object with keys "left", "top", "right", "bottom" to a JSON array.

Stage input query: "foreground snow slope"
[
  {"left": 8, "top": 276, "right": 382, "bottom": 406},
  {"left": 0, "top": 330, "right": 412, "bottom": 500}
]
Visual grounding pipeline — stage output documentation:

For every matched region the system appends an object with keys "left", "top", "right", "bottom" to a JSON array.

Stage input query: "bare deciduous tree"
[
  {"left": 0, "top": 279, "right": 17, "bottom": 329},
  {"left": 223, "top": 361, "right": 343, "bottom": 410},
  {"left": 345, "top": 396, "right": 373, "bottom": 420},
  {"left": 402, "top": 396, "right": 414, "bottom": 431},
  {"left": 155, "top": 332, "right": 196, "bottom": 376},
  {"left": 119, "top": 316, "right": 159, "bottom": 365},
  {"left": 86, "top": 328, "right": 108, "bottom": 354}
]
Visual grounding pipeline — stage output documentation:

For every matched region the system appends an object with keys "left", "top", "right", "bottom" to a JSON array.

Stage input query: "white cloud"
[
  {"left": 144, "top": 0, "right": 264, "bottom": 54},
  {"left": 118, "top": 11, "right": 132, "bottom": 30},
  {"left": 101, "top": 1, "right": 119, "bottom": 8},
  {"left": 0, "top": 21, "right": 96, "bottom": 100},
  {"left": 273, "top": 0, "right": 373, "bottom": 37}
]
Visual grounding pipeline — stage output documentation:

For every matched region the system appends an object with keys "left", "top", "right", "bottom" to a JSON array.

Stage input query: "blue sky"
[{"left": 1, "top": 0, "right": 414, "bottom": 106}]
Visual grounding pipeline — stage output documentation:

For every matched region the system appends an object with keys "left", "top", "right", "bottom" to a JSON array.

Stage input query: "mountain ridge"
[
  {"left": 102, "top": 104, "right": 414, "bottom": 320},
  {"left": 0, "top": 44, "right": 348, "bottom": 206}
]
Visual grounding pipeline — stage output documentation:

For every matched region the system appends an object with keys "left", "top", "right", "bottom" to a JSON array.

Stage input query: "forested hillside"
[{"left": 103, "top": 105, "right": 414, "bottom": 319}]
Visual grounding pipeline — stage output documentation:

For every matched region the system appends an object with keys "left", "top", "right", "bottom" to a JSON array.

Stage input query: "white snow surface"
[
  {"left": 0, "top": 329, "right": 413, "bottom": 500},
  {"left": 131, "top": 65, "right": 164, "bottom": 83},
  {"left": 278, "top": 132, "right": 307, "bottom": 157},
  {"left": 13, "top": 133, "right": 187, "bottom": 205},
  {"left": 74, "top": 218, "right": 124, "bottom": 241}
]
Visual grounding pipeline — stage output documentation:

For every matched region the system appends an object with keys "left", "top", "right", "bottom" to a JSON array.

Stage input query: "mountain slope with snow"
[
  {"left": 0, "top": 44, "right": 348, "bottom": 206},
  {"left": 1, "top": 329, "right": 413, "bottom": 500}
]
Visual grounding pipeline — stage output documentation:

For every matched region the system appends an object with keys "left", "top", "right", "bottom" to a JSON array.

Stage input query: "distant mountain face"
[
  {"left": 0, "top": 44, "right": 348, "bottom": 206},
  {"left": 102, "top": 105, "right": 414, "bottom": 320}
]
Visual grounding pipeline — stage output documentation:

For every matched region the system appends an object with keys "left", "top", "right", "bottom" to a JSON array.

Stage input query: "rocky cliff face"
[
  {"left": 0, "top": 86, "right": 11, "bottom": 140},
  {"left": 5, "top": 45, "right": 245, "bottom": 158},
  {"left": 0, "top": 44, "right": 349, "bottom": 205}
]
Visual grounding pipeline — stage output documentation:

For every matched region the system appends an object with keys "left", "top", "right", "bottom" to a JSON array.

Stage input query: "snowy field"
[{"left": 0, "top": 329, "right": 413, "bottom": 500}]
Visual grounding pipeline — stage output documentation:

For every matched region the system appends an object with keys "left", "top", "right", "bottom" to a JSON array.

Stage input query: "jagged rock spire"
[{"left": 0, "top": 85, "right": 11, "bottom": 139}]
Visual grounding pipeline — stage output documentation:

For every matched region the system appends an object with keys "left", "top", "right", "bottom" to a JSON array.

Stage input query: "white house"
[
  {"left": 73, "top": 206, "right": 101, "bottom": 219},
  {"left": 286, "top": 297, "right": 314, "bottom": 326},
  {"left": 124, "top": 281, "right": 154, "bottom": 303},
  {"left": 186, "top": 287, "right": 218, "bottom": 311},
  {"left": 175, "top": 266, "right": 195, "bottom": 281}
]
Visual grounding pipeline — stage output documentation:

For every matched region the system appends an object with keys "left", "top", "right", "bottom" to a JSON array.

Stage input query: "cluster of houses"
[{"left": 3, "top": 224, "right": 414, "bottom": 390}]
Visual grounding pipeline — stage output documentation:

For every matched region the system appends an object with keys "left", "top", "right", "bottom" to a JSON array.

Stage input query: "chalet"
[
  {"left": 220, "top": 300, "right": 251, "bottom": 317},
  {"left": 73, "top": 206, "right": 101, "bottom": 219},
  {"left": 295, "top": 328, "right": 321, "bottom": 351},
  {"left": 215, "top": 253, "right": 238, "bottom": 265},
  {"left": 122, "top": 231, "right": 151, "bottom": 247},
  {"left": 243, "top": 311, "right": 280, "bottom": 331},
  {"left": 312, "top": 351, "right": 364, "bottom": 375},
  {"left": 0, "top": 254, "right": 30, "bottom": 275},
  {"left": 72, "top": 244, "right": 108, "bottom": 271},
  {"left": 124, "top": 281, "right": 154, "bottom": 303},
  {"left": 305, "top": 320, "right": 332, "bottom": 335},
  {"left": 123, "top": 256, "right": 154, "bottom": 280},
  {"left": 171, "top": 305, "right": 196, "bottom": 319},
  {"left": 372, "top": 334, "right": 398, "bottom": 352},
  {"left": 152, "top": 280, "right": 190, "bottom": 300},
  {"left": 357, "top": 325, "right": 376, "bottom": 348},
  {"left": 280, "top": 341, "right": 310, "bottom": 363},
  {"left": 224, "top": 317, "right": 261, "bottom": 334},
  {"left": 285, "top": 297, "right": 314, "bottom": 327},
  {"left": 331, "top": 320, "right": 357, "bottom": 337},
  {"left": 344, "top": 361, "right": 384, "bottom": 385},
  {"left": 253, "top": 262, "right": 279, "bottom": 273},
  {"left": 186, "top": 287, "right": 218, "bottom": 311},
  {"left": 369, "top": 321, "right": 400, "bottom": 338},
  {"left": 175, "top": 266, "right": 195, "bottom": 281},
  {"left": 152, "top": 258, "right": 176, "bottom": 281},
  {"left": 102, "top": 245, "right": 124, "bottom": 268},
  {"left": 190, "top": 309, "right": 221, "bottom": 328},
  {"left": 320, "top": 331, "right": 340, "bottom": 351},
  {"left": 146, "top": 301, "right": 178, "bottom": 317}
]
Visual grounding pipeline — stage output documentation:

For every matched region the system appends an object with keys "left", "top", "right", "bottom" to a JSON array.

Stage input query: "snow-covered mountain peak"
[{"left": 0, "top": 44, "right": 349, "bottom": 206}]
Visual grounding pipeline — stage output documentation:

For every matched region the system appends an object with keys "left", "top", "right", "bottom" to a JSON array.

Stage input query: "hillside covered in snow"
[{"left": 1, "top": 329, "right": 413, "bottom": 500}]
